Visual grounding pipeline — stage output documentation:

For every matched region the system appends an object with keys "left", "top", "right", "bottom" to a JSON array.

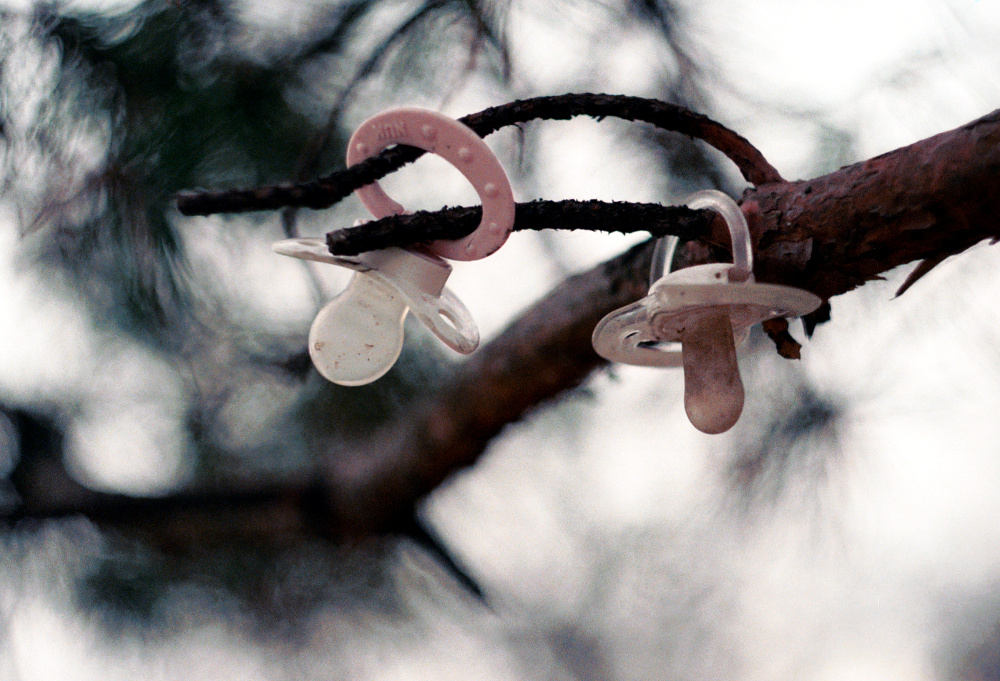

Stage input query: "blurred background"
[{"left": 2, "top": 0, "right": 1000, "bottom": 678}]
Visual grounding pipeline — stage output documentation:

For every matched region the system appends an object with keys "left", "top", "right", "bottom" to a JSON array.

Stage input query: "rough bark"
[
  {"left": 747, "top": 109, "right": 1000, "bottom": 297},
  {"left": 323, "top": 201, "right": 714, "bottom": 255}
]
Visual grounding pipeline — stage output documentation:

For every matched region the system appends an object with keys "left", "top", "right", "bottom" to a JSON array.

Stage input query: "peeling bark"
[{"left": 747, "top": 109, "right": 1000, "bottom": 296}]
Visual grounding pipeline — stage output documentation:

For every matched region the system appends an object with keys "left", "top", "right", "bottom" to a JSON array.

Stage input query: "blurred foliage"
[
  {"left": 77, "top": 544, "right": 169, "bottom": 623},
  {"left": 0, "top": 0, "right": 729, "bottom": 571},
  {"left": 76, "top": 535, "right": 406, "bottom": 637},
  {"left": 732, "top": 384, "right": 843, "bottom": 509},
  {"left": 45, "top": 0, "right": 333, "bottom": 333},
  {"left": 0, "top": 0, "right": 510, "bottom": 479},
  {"left": 725, "top": 348, "right": 847, "bottom": 523},
  {"left": 30, "top": 0, "right": 512, "bottom": 334},
  {"left": 810, "top": 122, "right": 857, "bottom": 176},
  {"left": 51, "top": 0, "right": 339, "bottom": 188}
]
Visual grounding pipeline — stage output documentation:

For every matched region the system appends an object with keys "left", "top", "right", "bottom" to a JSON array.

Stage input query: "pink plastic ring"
[{"left": 345, "top": 107, "right": 516, "bottom": 261}]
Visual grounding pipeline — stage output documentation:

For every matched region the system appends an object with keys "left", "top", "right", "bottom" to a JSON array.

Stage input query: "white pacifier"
[
  {"left": 591, "top": 189, "right": 821, "bottom": 434},
  {"left": 273, "top": 108, "right": 516, "bottom": 386},
  {"left": 272, "top": 238, "right": 478, "bottom": 385}
]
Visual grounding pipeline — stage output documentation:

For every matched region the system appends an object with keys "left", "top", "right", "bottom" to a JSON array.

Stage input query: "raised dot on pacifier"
[{"left": 591, "top": 189, "right": 822, "bottom": 434}]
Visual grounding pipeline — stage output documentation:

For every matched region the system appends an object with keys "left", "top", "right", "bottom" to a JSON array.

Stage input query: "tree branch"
[
  {"left": 320, "top": 107, "right": 1000, "bottom": 535},
  {"left": 174, "top": 93, "right": 782, "bottom": 217},
  {"left": 12, "top": 108, "right": 1000, "bottom": 546},
  {"left": 325, "top": 200, "right": 714, "bottom": 255},
  {"left": 326, "top": 238, "right": 658, "bottom": 535},
  {"left": 745, "top": 108, "right": 1000, "bottom": 298}
]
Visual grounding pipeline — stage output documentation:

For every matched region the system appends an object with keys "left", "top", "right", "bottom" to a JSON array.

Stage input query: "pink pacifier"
[
  {"left": 273, "top": 108, "right": 516, "bottom": 386},
  {"left": 345, "top": 107, "right": 516, "bottom": 261},
  {"left": 591, "top": 190, "right": 821, "bottom": 434}
]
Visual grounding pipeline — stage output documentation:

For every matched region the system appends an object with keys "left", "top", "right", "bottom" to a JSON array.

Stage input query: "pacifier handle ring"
[
  {"left": 684, "top": 189, "right": 753, "bottom": 283},
  {"left": 410, "top": 288, "right": 479, "bottom": 354},
  {"left": 649, "top": 236, "right": 679, "bottom": 287},
  {"left": 345, "top": 107, "right": 516, "bottom": 262}
]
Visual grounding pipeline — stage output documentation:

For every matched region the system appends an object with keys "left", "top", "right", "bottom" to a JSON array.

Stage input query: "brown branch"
[
  {"left": 744, "top": 108, "right": 1000, "bottom": 298},
  {"left": 12, "top": 108, "right": 1000, "bottom": 544},
  {"left": 174, "top": 93, "right": 781, "bottom": 216},
  {"left": 319, "top": 107, "right": 1000, "bottom": 535}
]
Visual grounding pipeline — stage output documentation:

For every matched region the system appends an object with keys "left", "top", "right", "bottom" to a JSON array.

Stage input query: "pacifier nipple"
[
  {"left": 678, "top": 311, "right": 744, "bottom": 435},
  {"left": 273, "top": 238, "right": 480, "bottom": 384},
  {"left": 308, "top": 273, "right": 406, "bottom": 386}
]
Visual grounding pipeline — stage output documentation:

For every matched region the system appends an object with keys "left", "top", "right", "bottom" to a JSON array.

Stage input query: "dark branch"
[
  {"left": 326, "top": 200, "right": 714, "bottom": 255},
  {"left": 175, "top": 93, "right": 782, "bottom": 216}
]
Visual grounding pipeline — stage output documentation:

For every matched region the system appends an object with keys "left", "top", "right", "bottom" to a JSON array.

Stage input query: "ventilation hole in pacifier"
[
  {"left": 438, "top": 306, "right": 461, "bottom": 332},
  {"left": 638, "top": 339, "right": 682, "bottom": 353}
]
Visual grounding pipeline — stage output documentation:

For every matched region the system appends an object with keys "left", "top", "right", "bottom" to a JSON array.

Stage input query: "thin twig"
[
  {"left": 175, "top": 93, "right": 782, "bottom": 216},
  {"left": 325, "top": 200, "right": 714, "bottom": 255}
]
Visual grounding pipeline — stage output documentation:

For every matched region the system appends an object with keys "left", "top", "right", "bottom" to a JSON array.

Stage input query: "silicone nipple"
[
  {"left": 308, "top": 273, "right": 407, "bottom": 386},
  {"left": 678, "top": 311, "right": 744, "bottom": 434}
]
